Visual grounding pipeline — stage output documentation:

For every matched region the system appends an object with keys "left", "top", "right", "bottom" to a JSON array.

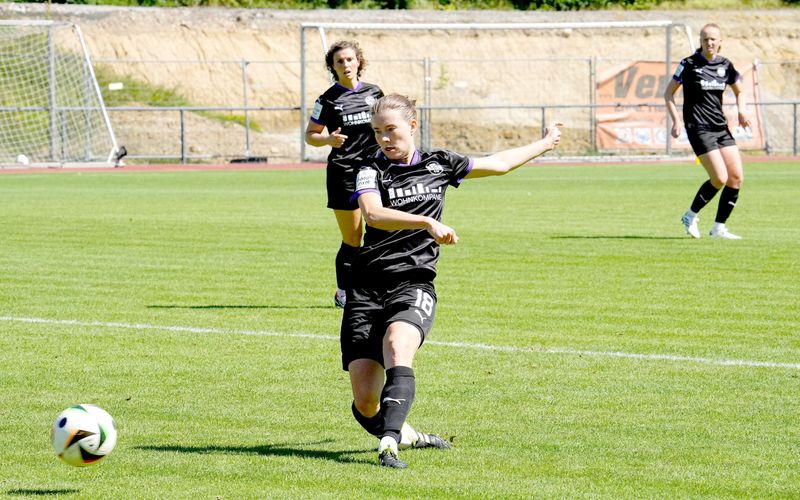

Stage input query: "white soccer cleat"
[
  {"left": 334, "top": 288, "right": 347, "bottom": 308},
  {"left": 681, "top": 210, "right": 701, "bottom": 239},
  {"left": 399, "top": 422, "right": 416, "bottom": 450},
  {"left": 399, "top": 422, "right": 451, "bottom": 450},
  {"left": 709, "top": 223, "right": 742, "bottom": 240}
]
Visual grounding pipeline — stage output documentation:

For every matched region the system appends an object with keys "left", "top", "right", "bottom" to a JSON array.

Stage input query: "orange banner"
[{"left": 596, "top": 60, "right": 764, "bottom": 151}]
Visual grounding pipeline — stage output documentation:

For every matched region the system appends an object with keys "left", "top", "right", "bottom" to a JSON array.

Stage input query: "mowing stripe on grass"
[{"left": 3, "top": 315, "right": 799, "bottom": 371}]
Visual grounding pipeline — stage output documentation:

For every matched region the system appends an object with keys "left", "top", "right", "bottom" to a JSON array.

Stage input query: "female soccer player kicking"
[{"left": 342, "top": 94, "right": 562, "bottom": 468}]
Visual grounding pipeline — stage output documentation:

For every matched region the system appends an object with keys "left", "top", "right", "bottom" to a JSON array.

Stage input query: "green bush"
[{"left": 510, "top": 0, "right": 662, "bottom": 9}]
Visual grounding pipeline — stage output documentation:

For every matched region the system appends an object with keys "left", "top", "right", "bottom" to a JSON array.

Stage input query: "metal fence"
[{"left": 93, "top": 57, "right": 800, "bottom": 163}]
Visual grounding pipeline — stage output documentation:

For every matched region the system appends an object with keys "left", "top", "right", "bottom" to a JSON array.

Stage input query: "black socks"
[
  {"left": 335, "top": 242, "right": 359, "bottom": 291},
  {"left": 351, "top": 402, "right": 382, "bottom": 437},
  {"left": 715, "top": 186, "right": 740, "bottom": 224},
  {"left": 350, "top": 366, "right": 417, "bottom": 443},
  {"left": 688, "top": 181, "right": 740, "bottom": 224},
  {"left": 379, "top": 366, "right": 415, "bottom": 443},
  {"left": 690, "top": 180, "right": 721, "bottom": 214}
]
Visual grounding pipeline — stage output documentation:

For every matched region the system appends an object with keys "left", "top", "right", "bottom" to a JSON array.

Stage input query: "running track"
[{"left": 1, "top": 156, "right": 798, "bottom": 175}]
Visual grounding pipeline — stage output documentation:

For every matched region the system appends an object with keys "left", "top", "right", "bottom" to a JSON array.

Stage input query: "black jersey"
[
  {"left": 350, "top": 149, "right": 473, "bottom": 282},
  {"left": 310, "top": 82, "right": 384, "bottom": 169},
  {"left": 672, "top": 49, "right": 740, "bottom": 130}
]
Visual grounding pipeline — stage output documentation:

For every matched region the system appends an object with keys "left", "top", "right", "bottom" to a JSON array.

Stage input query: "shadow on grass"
[
  {"left": 135, "top": 441, "right": 370, "bottom": 465},
  {"left": 7, "top": 489, "right": 81, "bottom": 496},
  {"left": 146, "top": 304, "right": 332, "bottom": 310},
  {"left": 551, "top": 235, "right": 686, "bottom": 240}
]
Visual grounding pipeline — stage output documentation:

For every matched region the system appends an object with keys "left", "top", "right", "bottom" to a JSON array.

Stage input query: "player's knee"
[
  {"left": 342, "top": 234, "right": 361, "bottom": 247},
  {"left": 340, "top": 227, "right": 362, "bottom": 247},
  {"left": 384, "top": 332, "right": 420, "bottom": 366},
  {"left": 710, "top": 173, "right": 727, "bottom": 188},
  {"left": 353, "top": 397, "right": 379, "bottom": 418}
]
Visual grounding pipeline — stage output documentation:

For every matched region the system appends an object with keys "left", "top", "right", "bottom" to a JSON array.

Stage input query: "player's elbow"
[
  {"left": 477, "top": 159, "right": 511, "bottom": 176},
  {"left": 363, "top": 210, "right": 384, "bottom": 228}
]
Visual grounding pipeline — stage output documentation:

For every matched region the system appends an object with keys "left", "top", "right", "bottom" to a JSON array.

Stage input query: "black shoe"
[
  {"left": 378, "top": 448, "right": 408, "bottom": 469},
  {"left": 412, "top": 431, "right": 451, "bottom": 450}
]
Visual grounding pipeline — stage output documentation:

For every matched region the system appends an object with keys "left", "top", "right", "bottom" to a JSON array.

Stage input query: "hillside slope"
[{"left": 2, "top": 4, "right": 798, "bottom": 160}]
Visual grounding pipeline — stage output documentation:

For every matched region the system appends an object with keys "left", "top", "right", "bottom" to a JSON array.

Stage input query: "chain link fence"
[{"left": 94, "top": 56, "right": 800, "bottom": 163}]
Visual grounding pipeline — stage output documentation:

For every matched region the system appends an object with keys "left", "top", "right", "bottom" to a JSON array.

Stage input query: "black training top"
[
  {"left": 310, "top": 81, "right": 384, "bottom": 169},
  {"left": 672, "top": 49, "right": 741, "bottom": 130},
  {"left": 351, "top": 149, "right": 473, "bottom": 282}
]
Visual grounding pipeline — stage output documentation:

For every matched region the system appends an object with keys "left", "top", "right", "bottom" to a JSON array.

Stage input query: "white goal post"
[
  {"left": 0, "top": 20, "right": 120, "bottom": 167},
  {"left": 299, "top": 20, "right": 694, "bottom": 161}
]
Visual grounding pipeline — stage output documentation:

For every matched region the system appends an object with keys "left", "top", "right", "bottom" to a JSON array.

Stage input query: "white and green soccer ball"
[{"left": 51, "top": 404, "right": 117, "bottom": 467}]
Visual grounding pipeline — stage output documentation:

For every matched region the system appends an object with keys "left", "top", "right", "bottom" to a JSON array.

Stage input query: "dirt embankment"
[{"left": 2, "top": 4, "right": 799, "bottom": 160}]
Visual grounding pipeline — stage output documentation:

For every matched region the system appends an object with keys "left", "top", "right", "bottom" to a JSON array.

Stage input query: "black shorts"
[
  {"left": 326, "top": 164, "right": 359, "bottom": 211},
  {"left": 686, "top": 126, "right": 737, "bottom": 156},
  {"left": 340, "top": 279, "right": 437, "bottom": 371}
]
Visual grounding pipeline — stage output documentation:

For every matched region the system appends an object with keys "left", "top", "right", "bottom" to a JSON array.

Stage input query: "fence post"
[
  {"left": 540, "top": 107, "right": 546, "bottom": 139},
  {"left": 794, "top": 103, "right": 798, "bottom": 156},
  {"left": 299, "top": 26, "right": 307, "bottom": 163},
  {"left": 47, "top": 25, "right": 57, "bottom": 162},
  {"left": 665, "top": 24, "right": 673, "bottom": 157},
  {"left": 589, "top": 56, "right": 596, "bottom": 154},
  {"left": 241, "top": 58, "right": 251, "bottom": 157},
  {"left": 180, "top": 109, "right": 186, "bottom": 164},
  {"left": 423, "top": 57, "right": 431, "bottom": 151},
  {"left": 60, "top": 109, "right": 66, "bottom": 161}
]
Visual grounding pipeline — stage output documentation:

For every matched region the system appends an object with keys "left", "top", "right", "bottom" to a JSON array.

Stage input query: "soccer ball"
[{"left": 51, "top": 404, "right": 117, "bottom": 467}]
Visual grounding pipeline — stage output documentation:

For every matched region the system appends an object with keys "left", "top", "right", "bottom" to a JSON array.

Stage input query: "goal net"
[{"left": 0, "top": 20, "right": 119, "bottom": 167}]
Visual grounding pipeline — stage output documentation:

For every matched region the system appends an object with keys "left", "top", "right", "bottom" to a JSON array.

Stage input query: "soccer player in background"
[
  {"left": 343, "top": 93, "right": 562, "bottom": 468},
  {"left": 665, "top": 23, "right": 751, "bottom": 240},
  {"left": 305, "top": 40, "right": 384, "bottom": 307}
]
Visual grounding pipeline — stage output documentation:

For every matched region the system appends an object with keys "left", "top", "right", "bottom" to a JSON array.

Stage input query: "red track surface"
[
  {"left": 0, "top": 162, "right": 325, "bottom": 174},
  {"left": 1, "top": 157, "right": 796, "bottom": 175}
]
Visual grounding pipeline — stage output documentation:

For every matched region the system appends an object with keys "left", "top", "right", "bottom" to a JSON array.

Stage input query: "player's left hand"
[
  {"left": 738, "top": 112, "right": 751, "bottom": 129},
  {"left": 545, "top": 122, "right": 564, "bottom": 149},
  {"left": 328, "top": 127, "right": 348, "bottom": 148},
  {"left": 427, "top": 220, "right": 459, "bottom": 245}
]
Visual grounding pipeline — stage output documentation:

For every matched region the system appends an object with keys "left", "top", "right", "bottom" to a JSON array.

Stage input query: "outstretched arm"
[
  {"left": 465, "top": 122, "right": 562, "bottom": 179},
  {"left": 357, "top": 191, "right": 458, "bottom": 245}
]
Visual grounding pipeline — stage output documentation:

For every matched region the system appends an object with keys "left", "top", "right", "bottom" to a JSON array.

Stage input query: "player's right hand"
[{"left": 329, "top": 127, "right": 348, "bottom": 148}]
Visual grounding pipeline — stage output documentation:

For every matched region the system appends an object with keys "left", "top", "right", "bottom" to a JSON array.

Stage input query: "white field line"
[{"left": 2, "top": 315, "right": 799, "bottom": 371}]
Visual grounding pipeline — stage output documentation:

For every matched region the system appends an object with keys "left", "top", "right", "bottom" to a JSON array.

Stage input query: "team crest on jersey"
[
  {"left": 716, "top": 68, "right": 726, "bottom": 77},
  {"left": 425, "top": 162, "right": 444, "bottom": 175},
  {"left": 365, "top": 96, "right": 377, "bottom": 106}
]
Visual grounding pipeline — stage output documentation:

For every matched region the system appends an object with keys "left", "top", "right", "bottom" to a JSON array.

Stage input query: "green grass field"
[{"left": 1, "top": 162, "right": 798, "bottom": 498}]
